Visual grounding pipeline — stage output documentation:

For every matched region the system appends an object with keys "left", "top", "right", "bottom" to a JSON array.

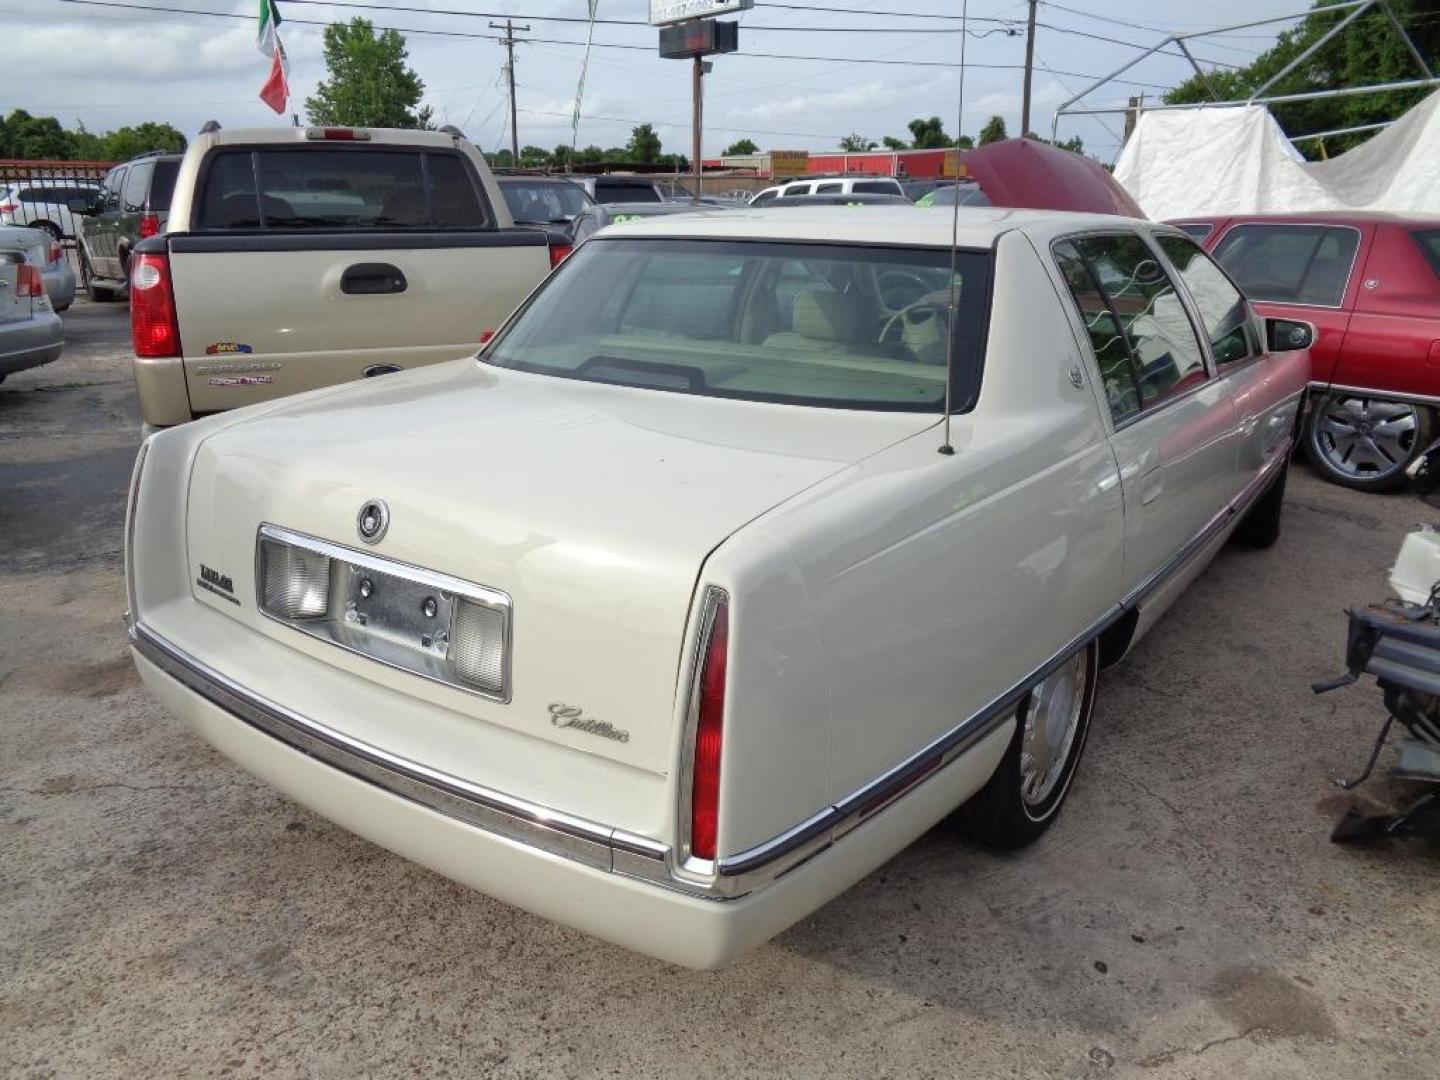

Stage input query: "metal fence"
[{"left": 0, "top": 160, "right": 115, "bottom": 278}]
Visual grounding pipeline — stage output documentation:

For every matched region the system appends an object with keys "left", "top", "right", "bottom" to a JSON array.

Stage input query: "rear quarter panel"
[
  {"left": 711, "top": 231, "right": 1123, "bottom": 836},
  {"left": 1333, "top": 223, "right": 1440, "bottom": 400}
]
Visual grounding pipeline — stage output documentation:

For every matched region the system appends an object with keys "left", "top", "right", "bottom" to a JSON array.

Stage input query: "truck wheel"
[
  {"left": 957, "top": 641, "right": 1098, "bottom": 850},
  {"left": 1304, "top": 393, "right": 1431, "bottom": 492},
  {"left": 1231, "top": 458, "right": 1288, "bottom": 549}
]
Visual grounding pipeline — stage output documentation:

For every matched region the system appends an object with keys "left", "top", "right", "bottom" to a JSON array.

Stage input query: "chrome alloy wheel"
[
  {"left": 1019, "top": 652, "right": 1089, "bottom": 813},
  {"left": 1314, "top": 396, "right": 1420, "bottom": 481}
]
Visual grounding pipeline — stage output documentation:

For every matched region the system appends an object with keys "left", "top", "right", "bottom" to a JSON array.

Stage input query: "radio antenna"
[{"left": 939, "top": 0, "right": 969, "bottom": 457}]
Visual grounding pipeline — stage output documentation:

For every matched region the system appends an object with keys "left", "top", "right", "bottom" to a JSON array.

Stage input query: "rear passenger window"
[
  {"left": 815, "top": 182, "right": 842, "bottom": 194},
  {"left": 149, "top": 161, "right": 179, "bottom": 212},
  {"left": 1212, "top": 223, "right": 1359, "bottom": 306},
  {"left": 1156, "top": 235, "right": 1260, "bottom": 366},
  {"left": 123, "top": 164, "right": 152, "bottom": 212},
  {"left": 196, "top": 149, "right": 490, "bottom": 231},
  {"left": 852, "top": 181, "right": 899, "bottom": 195},
  {"left": 1414, "top": 230, "right": 1440, "bottom": 278},
  {"left": 1055, "top": 234, "right": 1209, "bottom": 423}
]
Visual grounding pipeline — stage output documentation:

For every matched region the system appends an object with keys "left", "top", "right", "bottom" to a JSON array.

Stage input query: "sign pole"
[{"left": 692, "top": 56, "right": 703, "bottom": 203}]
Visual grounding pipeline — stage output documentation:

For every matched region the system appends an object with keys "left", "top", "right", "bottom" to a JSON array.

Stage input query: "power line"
[
  {"left": 516, "top": 107, "right": 844, "bottom": 142},
  {"left": 39, "top": 0, "right": 1174, "bottom": 88}
]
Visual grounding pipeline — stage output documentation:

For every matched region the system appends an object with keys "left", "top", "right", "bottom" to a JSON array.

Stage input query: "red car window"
[
  {"left": 1213, "top": 223, "right": 1360, "bottom": 307},
  {"left": 1414, "top": 229, "right": 1440, "bottom": 278}
]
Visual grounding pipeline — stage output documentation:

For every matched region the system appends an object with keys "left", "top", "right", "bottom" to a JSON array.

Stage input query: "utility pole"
[
  {"left": 489, "top": 18, "right": 530, "bottom": 163},
  {"left": 1021, "top": 0, "right": 1037, "bottom": 138},
  {"left": 692, "top": 58, "right": 707, "bottom": 203}
]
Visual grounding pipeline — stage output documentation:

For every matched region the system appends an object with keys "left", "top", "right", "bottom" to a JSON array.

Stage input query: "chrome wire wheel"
[
  {"left": 1313, "top": 395, "right": 1419, "bottom": 483},
  {"left": 1019, "top": 651, "right": 1089, "bottom": 816}
]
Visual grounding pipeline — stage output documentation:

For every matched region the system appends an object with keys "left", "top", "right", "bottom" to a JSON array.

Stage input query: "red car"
[{"left": 1172, "top": 213, "right": 1440, "bottom": 491}]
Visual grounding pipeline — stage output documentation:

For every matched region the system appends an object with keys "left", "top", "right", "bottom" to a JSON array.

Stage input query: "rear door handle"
[{"left": 341, "top": 262, "right": 407, "bottom": 295}]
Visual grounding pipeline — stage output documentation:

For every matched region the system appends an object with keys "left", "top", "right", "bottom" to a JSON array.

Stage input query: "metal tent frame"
[{"left": 1050, "top": 0, "right": 1437, "bottom": 148}]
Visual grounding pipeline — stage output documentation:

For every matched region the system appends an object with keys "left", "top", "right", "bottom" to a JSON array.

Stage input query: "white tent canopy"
[{"left": 1114, "top": 90, "right": 1440, "bottom": 220}]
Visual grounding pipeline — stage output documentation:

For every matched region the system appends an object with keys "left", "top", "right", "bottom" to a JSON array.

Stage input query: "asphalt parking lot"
[{"left": 2, "top": 299, "right": 1438, "bottom": 1079}]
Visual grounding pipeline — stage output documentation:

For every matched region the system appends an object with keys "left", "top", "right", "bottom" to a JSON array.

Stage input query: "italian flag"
[{"left": 257, "top": 0, "right": 289, "bottom": 114}]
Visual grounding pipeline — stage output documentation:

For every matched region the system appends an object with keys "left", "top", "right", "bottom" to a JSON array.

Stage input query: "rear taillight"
[
  {"left": 47, "top": 242, "right": 63, "bottom": 265},
  {"left": 16, "top": 264, "right": 44, "bottom": 297},
  {"left": 549, "top": 242, "right": 573, "bottom": 269},
  {"left": 138, "top": 212, "right": 160, "bottom": 239},
  {"left": 130, "top": 251, "right": 181, "bottom": 358},
  {"left": 0, "top": 203, "right": 16, "bottom": 214},
  {"left": 689, "top": 591, "right": 729, "bottom": 862}
]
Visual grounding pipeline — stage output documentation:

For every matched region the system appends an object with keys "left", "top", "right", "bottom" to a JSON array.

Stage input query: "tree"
[
  {"left": 101, "top": 123, "right": 186, "bottom": 160},
  {"left": 519, "top": 146, "right": 552, "bottom": 168},
  {"left": 627, "top": 124, "right": 662, "bottom": 164},
  {"left": 724, "top": 138, "right": 759, "bottom": 155},
  {"left": 955, "top": 135, "right": 975, "bottom": 150},
  {"left": 0, "top": 110, "right": 77, "bottom": 160},
  {"left": 305, "top": 18, "right": 433, "bottom": 129},
  {"left": 979, "top": 115, "right": 1007, "bottom": 145},
  {"left": 907, "top": 116, "right": 955, "bottom": 149},
  {"left": 1165, "top": 0, "right": 1440, "bottom": 159},
  {"left": 881, "top": 135, "right": 908, "bottom": 150},
  {"left": 839, "top": 133, "right": 876, "bottom": 152}
]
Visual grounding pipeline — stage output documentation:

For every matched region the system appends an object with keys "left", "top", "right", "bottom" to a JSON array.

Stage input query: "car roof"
[
  {"left": 1170, "top": 211, "right": 1440, "bottom": 226},
  {"left": 593, "top": 202, "right": 698, "bottom": 216},
  {"left": 599, "top": 205, "right": 1175, "bottom": 247},
  {"left": 196, "top": 127, "right": 470, "bottom": 149}
]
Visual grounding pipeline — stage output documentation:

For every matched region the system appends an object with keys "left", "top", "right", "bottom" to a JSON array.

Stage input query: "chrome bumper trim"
[{"left": 131, "top": 443, "right": 1290, "bottom": 902}]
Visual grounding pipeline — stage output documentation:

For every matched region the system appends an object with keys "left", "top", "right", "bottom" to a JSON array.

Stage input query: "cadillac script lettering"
[{"left": 549, "top": 702, "right": 630, "bottom": 743}]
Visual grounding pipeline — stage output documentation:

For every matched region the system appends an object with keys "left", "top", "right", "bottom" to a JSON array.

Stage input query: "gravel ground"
[{"left": 2, "top": 299, "right": 1437, "bottom": 1079}]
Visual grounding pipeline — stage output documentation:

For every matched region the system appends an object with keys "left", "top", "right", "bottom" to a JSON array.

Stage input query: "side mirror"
[
  {"left": 1266, "top": 317, "right": 1315, "bottom": 352},
  {"left": 67, "top": 196, "right": 98, "bottom": 214}
]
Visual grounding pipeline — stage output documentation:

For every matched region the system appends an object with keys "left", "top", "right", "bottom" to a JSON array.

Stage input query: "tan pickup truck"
[{"left": 129, "top": 125, "right": 558, "bottom": 428}]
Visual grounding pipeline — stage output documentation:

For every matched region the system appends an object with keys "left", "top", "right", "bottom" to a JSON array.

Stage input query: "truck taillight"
[
  {"left": 131, "top": 252, "right": 181, "bottom": 358},
  {"left": 0, "top": 203, "right": 16, "bottom": 214},
  {"left": 305, "top": 127, "right": 371, "bottom": 141},
  {"left": 549, "top": 242, "right": 573, "bottom": 269},
  {"left": 16, "top": 264, "right": 44, "bottom": 297},
  {"left": 47, "top": 241, "right": 62, "bottom": 265},
  {"left": 689, "top": 591, "right": 729, "bottom": 862},
  {"left": 138, "top": 212, "right": 160, "bottom": 239}
]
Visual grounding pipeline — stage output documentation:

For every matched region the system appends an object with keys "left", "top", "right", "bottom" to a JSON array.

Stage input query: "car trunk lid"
[{"left": 183, "top": 358, "right": 931, "bottom": 782}]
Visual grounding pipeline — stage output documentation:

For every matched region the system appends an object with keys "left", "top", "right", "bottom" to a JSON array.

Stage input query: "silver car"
[
  {"left": 0, "top": 224, "right": 76, "bottom": 312},
  {"left": 0, "top": 236, "right": 63, "bottom": 385}
]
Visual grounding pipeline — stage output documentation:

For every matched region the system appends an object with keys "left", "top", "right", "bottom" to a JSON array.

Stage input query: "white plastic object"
[{"left": 1388, "top": 526, "right": 1440, "bottom": 605}]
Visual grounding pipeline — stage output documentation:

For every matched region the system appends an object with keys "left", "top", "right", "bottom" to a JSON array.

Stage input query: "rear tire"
[
  {"left": 957, "top": 641, "right": 1099, "bottom": 850},
  {"left": 1304, "top": 393, "right": 1431, "bottom": 492},
  {"left": 1231, "top": 458, "right": 1288, "bottom": 549}
]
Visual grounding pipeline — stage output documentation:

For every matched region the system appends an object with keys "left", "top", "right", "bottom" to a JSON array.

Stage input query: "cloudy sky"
[{"left": 5, "top": 0, "right": 1317, "bottom": 163}]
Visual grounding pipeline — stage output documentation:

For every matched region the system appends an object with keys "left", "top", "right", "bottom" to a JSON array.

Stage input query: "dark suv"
[{"left": 74, "top": 151, "right": 182, "bottom": 300}]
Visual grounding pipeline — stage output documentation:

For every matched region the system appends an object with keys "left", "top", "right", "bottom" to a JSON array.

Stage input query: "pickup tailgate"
[{"left": 169, "top": 231, "right": 549, "bottom": 413}]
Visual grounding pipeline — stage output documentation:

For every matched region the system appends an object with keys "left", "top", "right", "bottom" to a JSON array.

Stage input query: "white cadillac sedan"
[{"left": 126, "top": 208, "right": 1310, "bottom": 968}]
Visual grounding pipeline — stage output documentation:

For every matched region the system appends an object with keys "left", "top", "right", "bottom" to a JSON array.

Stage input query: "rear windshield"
[
  {"left": 1415, "top": 230, "right": 1440, "bottom": 277},
  {"left": 149, "top": 160, "right": 179, "bottom": 212},
  {"left": 1174, "top": 222, "right": 1213, "bottom": 241},
  {"left": 595, "top": 181, "right": 660, "bottom": 204},
  {"left": 195, "top": 148, "right": 490, "bottom": 230},
  {"left": 484, "top": 238, "right": 991, "bottom": 412},
  {"left": 500, "top": 179, "right": 589, "bottom": 223}
]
